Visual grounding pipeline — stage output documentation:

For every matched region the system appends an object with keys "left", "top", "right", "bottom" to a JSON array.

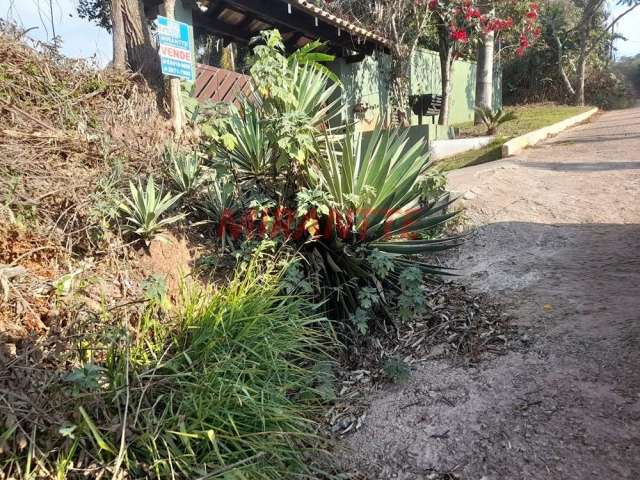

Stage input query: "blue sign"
[{"left": 156, "top": 15, "right": 194, "bottom": 81}]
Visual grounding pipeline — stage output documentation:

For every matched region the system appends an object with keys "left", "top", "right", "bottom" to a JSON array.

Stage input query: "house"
[{"left": 144, "top": 0, "right": 501, "bottom": 137}]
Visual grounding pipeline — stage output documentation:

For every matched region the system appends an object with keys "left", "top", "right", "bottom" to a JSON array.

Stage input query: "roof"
[{"left": 145, "top": 0, "right": 390, "bottom": 54}]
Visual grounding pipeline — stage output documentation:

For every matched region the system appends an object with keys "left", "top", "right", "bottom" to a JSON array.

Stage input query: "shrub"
[
  {"left": 205, "top": 30, "right": 463, "bottom": 332},
  {"left": 474, "top": 106, "right": 517, "bottom": 135},
  {"left": 118, "top": 176, "right": 184, "bottom": 243},
  {"left": 307, "top": 128, "right": 461, "bottom": 322}
]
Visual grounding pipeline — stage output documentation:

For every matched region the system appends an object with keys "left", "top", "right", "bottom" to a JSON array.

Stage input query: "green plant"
[
  {"left": 383, "top": 356, "right": 411, "bottom": 384},
  {"left": 397, "top": 266, "right": 426, "bottom": 321},
  {"left": 166, "top": 147, "right": 202, "bottom": 195},
  {"left": 287, "top": 39, "right": 340, "bottom": 83},
  {"left": 118, "top": 176, "right": 185, "bottom": 243},
  {"left": 217, "top": 30, "right": 340, "bottom": 196},
  {"left": 305, "top": 127, "right": 461, "bottom": 321},
  {"left": 474, "top": 106, "right": 517, "bottom": 135},
  {"left": 416, "top": 170, "right": 448, "bottom": 205},
  {"left": 181, "top": 82, "right": 238, "bottom": 149},
  {"left": 105, "top": 258, "right": 334, "bottom": 478},
  {"left": 200, "top": 176, "right": 238, "bottom": 248}
]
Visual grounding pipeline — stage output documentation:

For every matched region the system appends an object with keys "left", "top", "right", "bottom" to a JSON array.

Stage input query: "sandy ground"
[{"left": 340, "top": 105, "right": 640, "bottom": 479}]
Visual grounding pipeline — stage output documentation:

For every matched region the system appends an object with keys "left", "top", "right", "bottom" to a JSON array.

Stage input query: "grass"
[
  {"left": 2, "top": 256, "right": 336, "bottom": 479},
  {"left": 435, "top": 103, "right": 592, "bottom": 172}
]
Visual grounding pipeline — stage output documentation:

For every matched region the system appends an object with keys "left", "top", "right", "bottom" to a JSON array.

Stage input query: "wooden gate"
[{"left": 194, "top": 64, "right": 252, "bottom": 106}]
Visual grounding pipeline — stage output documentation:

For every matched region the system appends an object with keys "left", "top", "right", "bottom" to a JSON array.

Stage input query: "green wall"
[{"left": 330, "top": 48, "right": 502, "bottom": 132}]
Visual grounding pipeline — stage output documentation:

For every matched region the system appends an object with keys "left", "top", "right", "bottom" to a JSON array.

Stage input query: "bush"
[
  {"left": 473, "top": 106, "right": 517, "bottom": 135},
  {"left": 194, "top": 30, "right": 462, "bottom": 332}
]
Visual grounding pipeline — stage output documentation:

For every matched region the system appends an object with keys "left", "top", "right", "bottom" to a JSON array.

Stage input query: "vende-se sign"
[{"left": 156, "top": 15, "right": 194, "bottom": 81}]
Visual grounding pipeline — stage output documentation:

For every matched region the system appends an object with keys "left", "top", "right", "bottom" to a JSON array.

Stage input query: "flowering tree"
[{"left": 422, "top": 0, "right": 541, "bottom": 125}]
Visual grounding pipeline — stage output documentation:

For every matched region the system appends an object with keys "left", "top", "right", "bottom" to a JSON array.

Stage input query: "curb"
[
  {"left": 431, "top": 135, "right": 495, "bottom": 161},
  {"left": 501, "top": 107, "right": 599, "bottom": 157}
]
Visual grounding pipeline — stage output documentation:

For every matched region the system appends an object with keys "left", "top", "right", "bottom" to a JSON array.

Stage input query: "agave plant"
[
  {"left": 474, "top": 106, "right": 517, "bottom": 135},
  {"left": 223, "top": 103, "right": 275, "bottom": 183},
  {"left": 166, "top": 147, "right": 202, "bottom": 194},
  {"left": 305, "top": 127, "right": 462, "bottom": 318},
  {"left": 119, "top": 176, "right": 185, "bottom": 243},
  {"left": 200, "top": 176, "right": 239, "bottom": 248}
]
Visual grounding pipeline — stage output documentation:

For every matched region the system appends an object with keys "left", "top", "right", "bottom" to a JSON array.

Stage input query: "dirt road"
[{"left": 342, "top": 106, "right": 640, "bottom": 479}]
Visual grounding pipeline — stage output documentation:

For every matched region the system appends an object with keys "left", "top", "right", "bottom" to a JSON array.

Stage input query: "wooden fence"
[{"left": 194, "top": 64, "right": 252, "bottom": 106}]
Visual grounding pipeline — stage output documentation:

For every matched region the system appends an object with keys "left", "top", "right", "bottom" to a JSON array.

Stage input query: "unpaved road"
[{"left": 341, "top": 106, "right": 640, "bottom": 479}]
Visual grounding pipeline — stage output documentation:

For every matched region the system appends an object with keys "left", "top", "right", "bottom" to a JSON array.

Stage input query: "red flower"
[
  {"left": 529, "top": 2, "right": 539, "bottom": 11},
  {"left": 428, "top": 0, "right": 439, "bottom": 9},
  {"left": 464, "top": 6, "right": 481, "bottom": 19},
  {"left": 526, "top": 10, "right": 538, "bottom": 22},
  {"left": 516, "top": 46, "right": 526, "bottom": 57},
  {"left": 533, "top": 26, "right": 542, "bottom": 38},
  {"left": 519, "top": 33, "right": 529, "bottom": 48},
  {"left": 451, "top": 29, "right": 469, "bottom": 42}
]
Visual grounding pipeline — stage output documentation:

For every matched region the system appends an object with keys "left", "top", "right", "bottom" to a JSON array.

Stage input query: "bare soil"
[{"left": 339, "top": 105, "right": 640, "bottom": 479}]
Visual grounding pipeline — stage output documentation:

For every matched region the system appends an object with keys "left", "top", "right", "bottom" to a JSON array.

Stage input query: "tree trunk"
[
  {"left": 163, "top": 0, "right": 183, "bottom": 137},
  {"left": 574, "top": 23, "right": 590, "bottom": 106},
  {"left": 474, "top": 30, "right": 494, "bottom": 124},
  {"left": 438, "top": 27, "right": 453, "bottom": 127},
  {"left": 122, "top": 0, "right": 162, "bottom": 88},
  {"left": 390, "top": 54, "right": 411, "bottom": 127},
  {"left": 111, "top": 0, "right": 126, "bottom": 70},
  {"left": 553, "top": 32, "right": 576, "bottom": 97},
  {"left": 575, "top": 54, "right": 587, "bottom": 106}
]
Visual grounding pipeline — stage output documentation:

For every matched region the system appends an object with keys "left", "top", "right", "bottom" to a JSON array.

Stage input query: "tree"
[
  {"left": 111, "top": 0, "right": 126, "bottom": 70},
  {"left": 474, "top": 1, "right": 540, "bottom": 124},
  {"left": 78, "top": 0, "right": 161, "bottom": 86},
  {"left": 423, "top": 1, "right": 538, "bottom": 125},
  {"left": 549, "top": 0, "right": 640, "bottom": 105},
  {"left": 474, "top": 1, "right": 494, "bottom": 124}
]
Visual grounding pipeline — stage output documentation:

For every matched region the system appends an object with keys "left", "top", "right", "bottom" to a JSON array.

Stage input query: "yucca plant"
[
  {"left": 305, "top": 127, "right": 462, "bottom": 319},
  {"left": 474, "top": 105, "right": 517, "bottom": 135},
  {"left": 166, "top": 147, "right": 202, "bottom": 194},
  {"left": 119, "top": 176, "right": 185, "bottom": 243}
]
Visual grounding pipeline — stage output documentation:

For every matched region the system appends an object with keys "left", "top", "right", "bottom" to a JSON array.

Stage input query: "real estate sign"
[{"left": 157, "top": 15, "right": 194, "bottom": 81}]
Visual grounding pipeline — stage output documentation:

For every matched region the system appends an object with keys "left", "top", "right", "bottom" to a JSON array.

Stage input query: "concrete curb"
[
  {"left": 431, "top": 136, "right": 495, "bottom": 161},
  {"left": 501, "top": 107, "right": 599, "bottom": 157}
]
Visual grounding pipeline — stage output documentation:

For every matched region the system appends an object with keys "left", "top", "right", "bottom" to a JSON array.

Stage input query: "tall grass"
[
  {"left": 3, "top": 258, "right": 335, "bottom": 479},
  {"left": 117, "top": 259, "right": 334, "bottom": 479}
]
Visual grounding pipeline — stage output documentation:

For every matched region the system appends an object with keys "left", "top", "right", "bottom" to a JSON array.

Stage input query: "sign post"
[{"left": 157, "top": 15, "right": 194, "bottom": 81}]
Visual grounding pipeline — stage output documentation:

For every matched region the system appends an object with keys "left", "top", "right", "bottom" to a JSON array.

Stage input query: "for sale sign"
[{"left": 156, "top": 15, "right": 194, "bottom": 81}]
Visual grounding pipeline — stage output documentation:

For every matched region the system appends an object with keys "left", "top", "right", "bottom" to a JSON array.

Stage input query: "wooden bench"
[{"left": 410, "top": 94, "right": 443, "bottom": 125}]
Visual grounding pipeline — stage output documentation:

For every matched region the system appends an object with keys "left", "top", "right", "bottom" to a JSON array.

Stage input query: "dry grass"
[{"left": 0, "top": 22, "right": 168, "bottom": 251}]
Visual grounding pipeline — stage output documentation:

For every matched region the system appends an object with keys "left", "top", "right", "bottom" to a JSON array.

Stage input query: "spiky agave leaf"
[
  {"left": 166, "top": 147, "right": 202, "bottom": 194},
  {"left": 118, "top": 176, "right": 185, "bottom": 242},
  {"left": 307, "top": 127, "right": 463, "bottom": 320}
]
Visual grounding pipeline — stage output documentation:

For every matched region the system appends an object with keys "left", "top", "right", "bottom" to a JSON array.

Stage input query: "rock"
[{"left": 463, "top": 191, "right": 477, "bottom": 200}]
